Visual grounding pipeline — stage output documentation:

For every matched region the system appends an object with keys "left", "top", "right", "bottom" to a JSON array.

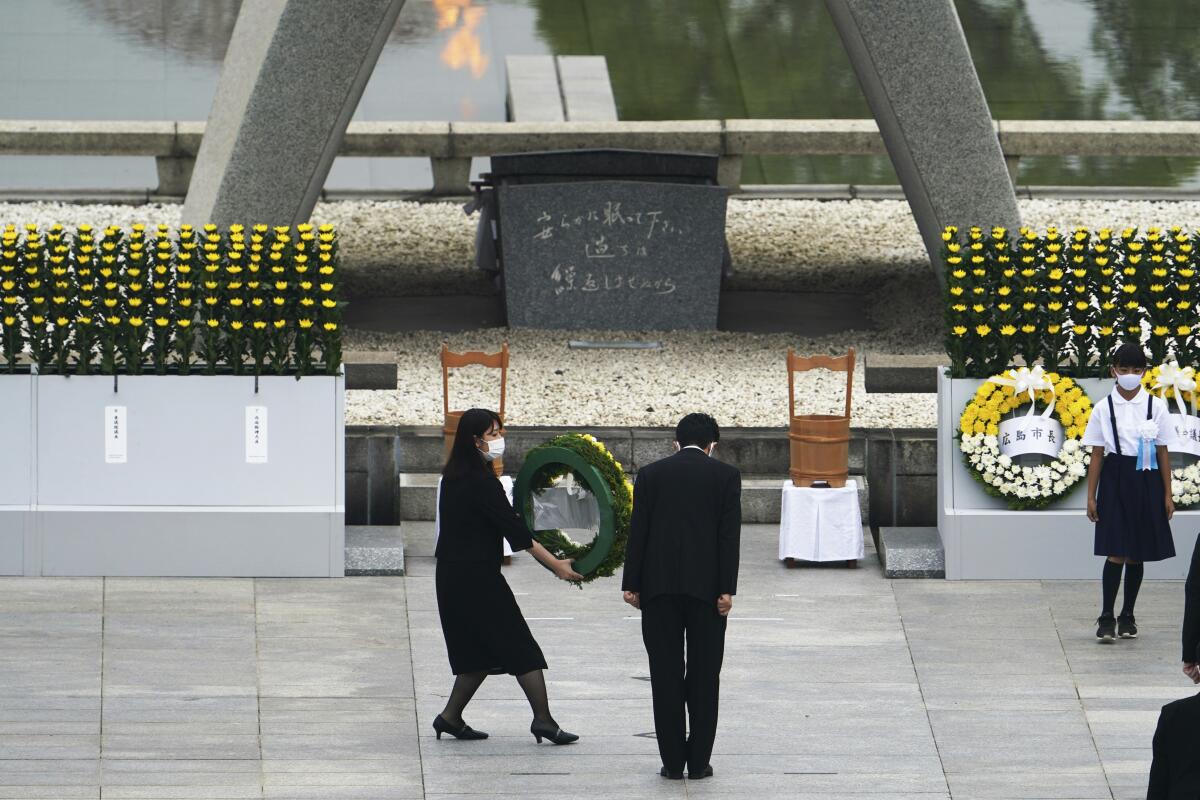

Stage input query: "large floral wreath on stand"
[
  {"left": 1144, "top": 361, "right": 1200, "bottom": 509},
  {"left": 512, "top": 433, "right": 634, "bottom": 585},
  {"left": 959, "top": 367, "right": 1093, "bottom": 510}
]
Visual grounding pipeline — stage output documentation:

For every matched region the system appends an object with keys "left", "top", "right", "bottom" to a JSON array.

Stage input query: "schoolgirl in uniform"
[{"left": 1083, "top": 343, "right": 1177, "bottom": 642}]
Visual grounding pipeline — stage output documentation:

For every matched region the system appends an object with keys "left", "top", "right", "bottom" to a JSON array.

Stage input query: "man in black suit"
[
  {"left": 621, "top": 413, "right": 741, "bottom": 781},
  {"left": 1146, "top": 532, "right": 1200, "bottom": 800}
]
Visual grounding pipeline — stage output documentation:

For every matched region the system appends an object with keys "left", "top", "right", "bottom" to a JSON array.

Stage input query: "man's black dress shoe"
[
  {"left": 659, "top": 766, "right": 684, "bottom": 780},
  {"left": 688, "top": 764, "right": 714, "bottom": 779}
]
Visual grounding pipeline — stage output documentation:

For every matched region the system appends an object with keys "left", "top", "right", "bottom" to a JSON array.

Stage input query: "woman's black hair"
[
  {"left": 1111, "top": 342, "right": 1148, "bottom": 370},
  {"left": 442, "top": 407, "right": 502, "bottom": 480}
]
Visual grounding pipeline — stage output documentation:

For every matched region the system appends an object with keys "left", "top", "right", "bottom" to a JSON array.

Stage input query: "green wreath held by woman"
[{"left": 513, "top": 433, "right": 634, "bottom": 585}]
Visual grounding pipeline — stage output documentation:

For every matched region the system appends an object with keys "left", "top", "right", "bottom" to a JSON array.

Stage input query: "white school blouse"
[{"left": 1080, "top": 387, "right": 1177, "bottom": 456}]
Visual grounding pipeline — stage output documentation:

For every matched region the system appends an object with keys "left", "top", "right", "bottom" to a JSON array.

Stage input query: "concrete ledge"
[
  {"left": 343, "top": 352, "right": 398, "bottom": 390},
  {"left": 864, "top": 353, "right": 944, "bottom": 393},
  {"left": 340, "top": 121, "right": 451, "bottom": 157},
  {"left": 999, "top": 119, "right": 1200, "bottom": 157},
  {"left": 345, "top": 525, "right": 404, "bottom": 576},
  {"left": 879, "top": 526, "right": 944, "bottom": 578},
  {"left": 5, "top": 119, "right": 1200, "bottom": 162},
  {"left": 0, "top": 120, "right": 176, "bottom": 155},
  {"left": 449, "top": 120, "right": 725, "bottom": 156},
  {"left": 724, "top": 119, "right": 886, "bottom": 155}
]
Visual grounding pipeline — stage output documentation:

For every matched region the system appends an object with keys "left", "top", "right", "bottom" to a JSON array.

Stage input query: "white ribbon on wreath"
[
  {"left": 988, "top": 366, "right": 1056, "bottom": 417},
  {"left": 1155, "top": 360, "right": 1200, "bottom": 457},
  {"left": 988, "top": 366, "right": 1061, "bottom": 458},
  {"left": 1153, "top": 360, "right": 1197, "bottom": 417}
]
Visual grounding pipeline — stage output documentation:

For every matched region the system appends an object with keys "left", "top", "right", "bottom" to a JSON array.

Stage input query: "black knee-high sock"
[
  {"left": 516, "top": 669, "right": 554, "bottom": 726},
  {"left": 1120, "top": 563, "right": 1144, "bottom": 616},
  {"left": 1101, "top": 560, "right": 1123, "bottom": 616}
]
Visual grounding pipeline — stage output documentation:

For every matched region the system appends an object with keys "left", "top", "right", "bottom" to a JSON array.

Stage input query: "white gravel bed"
[
  {"left": 5, "top": 196, "right": 1200, "bottom": 428},
  {"left": 342, "top": 328, "right": 937, "bottom": 429}
]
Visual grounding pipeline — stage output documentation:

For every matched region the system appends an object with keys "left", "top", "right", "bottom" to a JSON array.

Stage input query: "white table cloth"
[
  {"left": 435, "top": 475, "right": 514, "bottom": 557},
  {"left": 778, "top": 478, "right": 864, "bottom": 561}
]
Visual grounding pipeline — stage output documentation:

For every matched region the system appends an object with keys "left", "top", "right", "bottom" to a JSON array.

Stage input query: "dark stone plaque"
[{"left": 497, "top": 180, "right": 728, "bottom": 330}]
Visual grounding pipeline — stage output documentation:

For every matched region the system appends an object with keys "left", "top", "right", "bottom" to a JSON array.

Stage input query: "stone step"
[
  {"left": 389, "top": 426, "right": 872, "bottom": 478},
  {"left": 863, "top": 353, "right": 944, "bottom": 393},
  {"left": 344, "top": 525, "right": 404, "bottom": 576},
  {"left": 878, "top": 526, "right": 945, "bottom": 578},
  {"left": 397, "top": 473, "right": 869, "bottom": 525}
]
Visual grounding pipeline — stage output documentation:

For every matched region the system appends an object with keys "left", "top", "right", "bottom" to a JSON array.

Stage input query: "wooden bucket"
[
  {"left": 786, "top": 348, "right": 855, "bottom": 488},
  {"left": 789, "top": 414, "right": 850, "bottom": 487},
  {"left": 443, "top": 409, "right": 503, "bottom": 477}
]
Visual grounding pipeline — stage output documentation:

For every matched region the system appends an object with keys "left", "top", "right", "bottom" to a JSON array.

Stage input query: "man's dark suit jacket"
[
  {"left": 1147, "top": 693, "right": 1200, "bottom": 800},
  {"left": 1145, "top": 532, "right": 1200, "bottom": 800},
  {"left": 1183, "top": 532, "right": 1199, "bottom": 665},
  {"left": 621, "top": 447, "right": 741, "bottom": 603}
]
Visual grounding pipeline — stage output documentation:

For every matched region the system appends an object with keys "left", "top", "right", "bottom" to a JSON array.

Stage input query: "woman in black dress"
[{"left": 433, "top": 408, "right": 583, "bottom": 745}]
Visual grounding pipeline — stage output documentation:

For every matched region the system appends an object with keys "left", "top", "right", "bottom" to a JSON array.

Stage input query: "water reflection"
[
  {"left": 71, "top": 0, "right": 240, "bottom": 63},
  {"left": 527, "top": 0, "right": 1200, "bottom": 186},
  {"left": 3, "top": 0, "right": 1198, "bottom": 188},
  {"left": 433, "top": 0, "right": 491, "bottom": 78}
]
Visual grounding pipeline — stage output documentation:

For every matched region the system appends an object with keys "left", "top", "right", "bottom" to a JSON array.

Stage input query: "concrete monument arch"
[{"left": 184, "top": 0, "right": 1020, "bottom": 270}]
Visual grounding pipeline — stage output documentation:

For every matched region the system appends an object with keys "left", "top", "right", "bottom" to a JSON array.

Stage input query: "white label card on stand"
[
  {"left": 246, "top": 406, "right": 268, "bottom": 463},
  {"left": 998, "top": 416, "right": 1063, "bottom": 458},
  {"left": 1169, "top": 413, "right": 1200, "bottom": 457},
  {"left": 105, "top": 405, "right": 127, "bottom": 464}
]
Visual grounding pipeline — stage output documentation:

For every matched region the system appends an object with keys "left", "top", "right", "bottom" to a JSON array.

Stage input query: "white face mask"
[
  {"left": 1115, "top": 373, "right": 1143, "bottom": 391},
  {"left": 480, "top": 436, "right": 505, "bottom": 461},
  {"left": 674, "top": 442, "right": 714, "bottom": 456}
]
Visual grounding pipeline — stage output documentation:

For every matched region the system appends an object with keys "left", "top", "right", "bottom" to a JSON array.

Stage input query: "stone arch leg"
[
  {"left": 824, "top": 0, "right": 1021, "bottom": 278},
  {"left": 182, "top": 0, "right": 408, "bottom": 228}
]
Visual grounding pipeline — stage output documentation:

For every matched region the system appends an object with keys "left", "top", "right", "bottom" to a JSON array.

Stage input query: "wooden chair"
[
  {"left": 441, "top": 342, "right": 509, "bottom": 477},
  {"left": 787, "top": 347, "right": 855, "bottom": 489}
]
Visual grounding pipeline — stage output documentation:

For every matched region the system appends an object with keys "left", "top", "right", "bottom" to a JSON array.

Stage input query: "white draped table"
[{"left": 778, "top": 479, "right": 864, "bottom": 565}]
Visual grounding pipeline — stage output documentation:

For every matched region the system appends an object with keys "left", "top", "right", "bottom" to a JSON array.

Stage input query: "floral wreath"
[
  {"left": 512, "top": 433, "right": 633, "bottom": 585},
  {"left": 1143, "top": 361, "right": 1200, "bottom": 509},
  {"left": 959, "top": 367, "right": 1093, "bottom": 510}
]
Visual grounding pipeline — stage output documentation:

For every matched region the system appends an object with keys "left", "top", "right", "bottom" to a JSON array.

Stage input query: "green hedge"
[
  {"left": 945, "top": 225, "right": 1199, "bottom": 378},
  {"left": 0, "top": 223, "right": 341, "bottom": 376}
]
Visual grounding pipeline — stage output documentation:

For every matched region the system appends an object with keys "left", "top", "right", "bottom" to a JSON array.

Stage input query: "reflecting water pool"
[{"left": 0, "top": 0, "right": 1196, "bottom": 189}]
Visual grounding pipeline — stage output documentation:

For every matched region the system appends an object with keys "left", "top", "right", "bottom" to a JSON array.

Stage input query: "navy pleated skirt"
[{"left": 1094, "top": 453, "right": 1176, "bottom": 562}]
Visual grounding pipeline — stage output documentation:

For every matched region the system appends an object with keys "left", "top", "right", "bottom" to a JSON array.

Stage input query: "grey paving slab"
[
  {"left": 2, "top": 530, "right": 1197, "bottom": 798},
  {"left": 0, "top": 788, "right": 98, "bottom": 799}
]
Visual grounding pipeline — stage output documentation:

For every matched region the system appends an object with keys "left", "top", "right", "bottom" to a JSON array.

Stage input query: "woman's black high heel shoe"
[
  {"left": 530, "top": 720, "right": 578, "bottom": 745},
  {"left": 433, "top": 714, "right": 488, "bottom": 740}
]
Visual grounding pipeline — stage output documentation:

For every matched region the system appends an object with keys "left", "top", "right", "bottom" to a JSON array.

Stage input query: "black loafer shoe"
[
  {"left": 688, "top": 764, "right": 714, "bottom": 779},
  {"left": 659, "top": 766, "right": 683, "bottom": 780}
]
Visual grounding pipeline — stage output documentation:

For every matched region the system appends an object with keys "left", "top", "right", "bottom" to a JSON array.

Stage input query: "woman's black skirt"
[
  {"left": 436, "top": 560, "right": 547, "bottom": 676},
  {"left": 1094, "top": 453, "right": 1176, "bottom": 562}
]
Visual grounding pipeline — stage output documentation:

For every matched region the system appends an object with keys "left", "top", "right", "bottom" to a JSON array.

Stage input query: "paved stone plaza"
[{"left": 1, "top": 524, "right": 1195, "bottom": 799}]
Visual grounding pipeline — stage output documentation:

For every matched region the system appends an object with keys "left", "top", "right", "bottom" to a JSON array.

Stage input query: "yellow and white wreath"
[
  {"left": 1142, "top": 361, "right": 1200, "bottom": 509},
  {"left": 959, "top": 368, "right": 1093, "bottom": 510}
]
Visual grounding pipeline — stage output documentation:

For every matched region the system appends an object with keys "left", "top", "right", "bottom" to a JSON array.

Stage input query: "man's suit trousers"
[{"left": 641, "top": 594, "right": 727, "bottom": 774}]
